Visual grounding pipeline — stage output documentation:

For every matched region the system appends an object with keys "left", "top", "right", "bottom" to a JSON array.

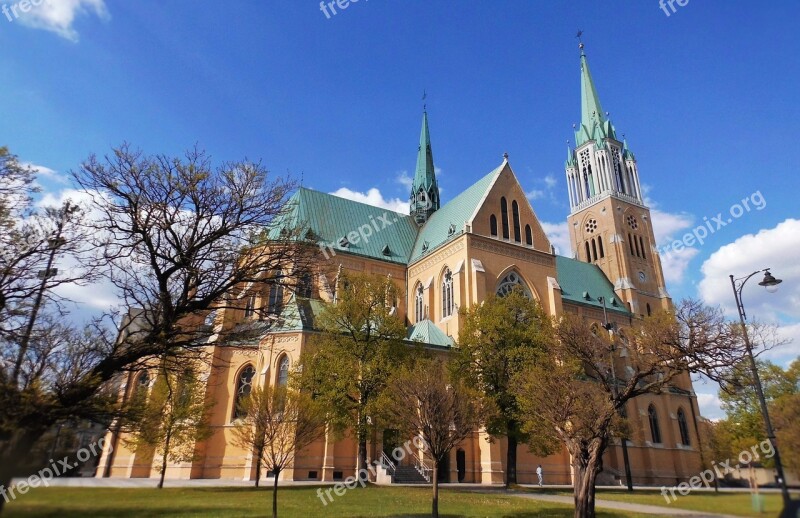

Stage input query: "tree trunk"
[
  {"left": 506, "top": 421, "right": 518, "bottom": 487},
  {"left": 0, "top": 473, "right": 11, "bottom": 514},
  {"left": 432, "top": 459, "right": 439, "bottom": 518},
  {"left": 356, "top": 408, "right": 368, "bottom": 480},
  {"left": 158, "top": 430, "right": 172, "bottom": 489},
  {"left": 572, "top": 457, "right": 600, "bottom": 518},
  {"left": 0, "top": 427, "right": 48, "bottom": 512},
  {"left": 272, "top": 468, "right": 280, "bottom": 518},
  {"left": 254, "top": 446, "right": 263, "bottom": 488}
]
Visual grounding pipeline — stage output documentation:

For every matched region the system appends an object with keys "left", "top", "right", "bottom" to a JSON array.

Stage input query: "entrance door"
[{"left": 456, "top": 449, "right": 466, "bottom": 482}]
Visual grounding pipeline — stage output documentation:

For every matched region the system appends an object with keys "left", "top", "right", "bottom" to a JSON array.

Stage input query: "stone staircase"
[{"left": 392, "top": 465, "right": 429, "bottom": 484}]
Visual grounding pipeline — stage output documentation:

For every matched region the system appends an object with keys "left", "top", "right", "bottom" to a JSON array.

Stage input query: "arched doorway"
[{"left": 456, "top": 449, "right": 466, "bottom": 483}]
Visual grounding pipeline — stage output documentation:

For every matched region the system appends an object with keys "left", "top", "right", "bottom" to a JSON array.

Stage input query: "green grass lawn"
[
  {"left": 539, "top": 487, "right": 799, "bottom": 517},
  {"left": 4, "top": 485, "right": 661, "bottom": 518}
]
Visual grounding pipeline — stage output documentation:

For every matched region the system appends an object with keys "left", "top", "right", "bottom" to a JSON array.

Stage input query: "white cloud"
[
  {"left": 14, "top": 0, "right": 109, "bottom": 42},
  {"left": 696, "top": 391, "right": 724, "bottom": 421},
  {"left": 23, "top": 162, "right": 67, "bottom": 184},
  {"left": 541, "top": 221, "right": 571, "bottom": 257},
  {"left": 698, "top": 218, "right": 800, "bottom": 321},
  {"left": 329, "top": 187, "right": 408, "bottom": 215},
  {"left": 543, "top": 174, "right": 557, "bottom": 190},
  {"left": 526, "top": 189, "right": 545, "bottom": 201},
  {"left": 396, "top": 171, "right": 412, "bottom": 190}
]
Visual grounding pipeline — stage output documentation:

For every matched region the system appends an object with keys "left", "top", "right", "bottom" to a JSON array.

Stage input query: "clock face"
[{"left": 638, "top": 271, "right": 646, "bottom": 282}]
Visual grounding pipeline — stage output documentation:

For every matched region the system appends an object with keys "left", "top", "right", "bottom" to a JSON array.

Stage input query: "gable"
[{"left": 469, "top": 162, "right": 552, "bottom": 253}]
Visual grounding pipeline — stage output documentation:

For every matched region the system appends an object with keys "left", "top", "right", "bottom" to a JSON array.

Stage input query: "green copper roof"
[
  {"left": 274, "top": 295, "right": 327, "bottom": 331},
  {"left": 410, "top": 163, "right": 502, "bottom": 262},
  {"left": 555, "top": 255, "right": 631, "bottom": 316},
  {"left": 575, "top": 50, "right": 618, "bottom": 147},
  {"left": 273, "top": 187, "right": 419, "bottom": 265},
  {"left": 407, "top": 319, "right": 454, "bottom": 347}
]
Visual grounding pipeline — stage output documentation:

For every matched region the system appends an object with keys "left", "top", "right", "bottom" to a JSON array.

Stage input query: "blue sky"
[{"left": 2, "top": 0, "right": 799, "bottom": 418}]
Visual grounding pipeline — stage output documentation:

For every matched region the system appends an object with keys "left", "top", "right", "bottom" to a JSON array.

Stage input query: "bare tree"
[
  {"left": 382, "top": 359, "right": 482, "bottom": 518},
  {"left": 0, "top": 144, "right": 308, "bottom": 512},
  {"left": 513, "top": 300, "right": 776, "bottom": 518},
  {"left": 231, "top": 385, "right": 326, "bottom": 518}
]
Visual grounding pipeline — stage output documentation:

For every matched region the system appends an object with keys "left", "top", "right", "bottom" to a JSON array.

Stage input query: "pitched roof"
[
  {"left": 407, "top": 319, "right": 454, "bottom": 347},
  {"left": 273, "top": 187, "right": 419, "bottom": 265},
  {"left": 555, "top": 255, "right": 631, "bottom": 316},
  {"left": 409, "top": 163, "right": 503, "bottom": 262},
  {"left": 575, "top": 50, "right": 618, "bottom": 147}
]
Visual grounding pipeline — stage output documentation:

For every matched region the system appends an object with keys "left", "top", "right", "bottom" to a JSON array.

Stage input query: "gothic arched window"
[
  {"left": 277, "top": 356, "right": 290, "bottom": 387},
  {"left": 525, "top": 225, "right": 533, "bottom": 246},
  {"left": 639, "top": 236, "right": 647, "bottom": 260},
  {"left": 598, "top": 235, "right": 604, "bottom": 258},
  {"left": 648, "top": 404, "right": 662, "bottom": 444},
  {"left": 414, "top": 284, "right": 424, "bottom": 323},
  {"left": 490, "top": 215, "right": 498, "bottom": 237},
  {"left": 591, "top": 239, "right": 598, "bottom": 262},
  {"left": 135, "top": 371, "right": 150, "bottom": 397},
  {"left": 298, "top": 272, "right": 313, "bottom": 299},
  {"left": 441, "top": 269, "right": 454, "bottom": 319},
  {"left": 677, "top": 408, "right": 691, "bottom": 446},
  {"left": 585, "top": 242, "right": 591, "bottom": 263},
  {"left": 496, "top": 271, "right": 531, "bottom": 298},
  {"left": 244, "top": 294, "right": 257, "bottom": 319},
  {"left": 233, "top": 364, "right": 256, "bottom": 419},
  {"left": 267, "top": 283, "right": 283, "bottom": 315},
  {"left": 500, "top": 198, "right": 510, "bottom": 240},
  {"left": 628, "top": 233, "right": 635, "bottom": 256},
  {"left": 512, "top": 200, "right": 521, "bottom": 243}
]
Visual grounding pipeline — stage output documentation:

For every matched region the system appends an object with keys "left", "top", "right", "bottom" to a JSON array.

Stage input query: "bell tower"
[{"left": 565, "top": 43, "right": 671, "bottom": 316}]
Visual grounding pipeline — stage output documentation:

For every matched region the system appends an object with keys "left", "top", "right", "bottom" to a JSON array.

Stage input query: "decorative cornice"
[
  {"left": 470, "top": 235, "right": 555, "bottom": 268},
  {"left": 408, "top": 238, "right": 466, "bottom": 277}
]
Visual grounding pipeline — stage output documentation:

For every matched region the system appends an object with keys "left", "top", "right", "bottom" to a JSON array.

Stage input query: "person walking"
[{"left": 536, "top": 464, "right": 543, "bottom": 487}]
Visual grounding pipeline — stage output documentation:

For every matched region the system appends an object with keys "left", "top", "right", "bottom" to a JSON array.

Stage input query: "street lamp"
[
  {"left": 729, "top": 269, "right": 791, "bottom": 507},
  {"left": 597, "top": 296, "right": 634, "bottom": 492}
]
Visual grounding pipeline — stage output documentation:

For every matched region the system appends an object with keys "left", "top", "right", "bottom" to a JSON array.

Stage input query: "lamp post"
[
  {"left": 598, "top": 296, "right": 634, "bottom": 491},
  {"left": 729, "top": 269, "right": 791, "bottom": 507}
]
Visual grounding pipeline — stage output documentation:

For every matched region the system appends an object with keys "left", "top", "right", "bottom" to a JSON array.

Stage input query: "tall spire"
[
  {"left": 574, "top": 42, "right": 617, "bottom": 147},
  {"left": 410, "top": 109, "right": 440, "bottom": 224}
]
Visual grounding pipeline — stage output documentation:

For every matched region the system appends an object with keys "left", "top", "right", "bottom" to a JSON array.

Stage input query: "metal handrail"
[
  {"left": 409, "top": 449, "right": 433, "bottom": 482},
  {"left": 379, "top": 451, "right": 396, "bottom": 476}
]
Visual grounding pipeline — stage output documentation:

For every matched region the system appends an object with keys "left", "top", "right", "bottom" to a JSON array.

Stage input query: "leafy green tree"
[
  {"left": 124, "top": 360, "right": 212, "bottom": 489},
  {"left": 452, "top": 289, "right": 552, "bottom": 486},
  {"left": 381, "top": 358, "right": 483, "bottom": 518},
  {"left": 718, "top": 358, "right": 799, "bottom": 471},
  {"left": 300, "top": 271, "right": 408, "bottom": 476},
  {"left": 232, "top": 385, "right": 326, "bottom": 518}
]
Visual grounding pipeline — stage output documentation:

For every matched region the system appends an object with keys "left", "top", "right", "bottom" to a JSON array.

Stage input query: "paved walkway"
[{"left": 495, "top": 490, "right": 741, "bottom": 517}]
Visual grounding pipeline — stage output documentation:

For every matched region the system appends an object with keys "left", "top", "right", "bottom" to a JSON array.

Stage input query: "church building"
[{"left": 96, "top": 45, "right": 703, "bottom": 486}]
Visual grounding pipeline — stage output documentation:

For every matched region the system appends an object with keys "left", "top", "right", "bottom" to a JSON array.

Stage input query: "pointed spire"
[
  {"left": 580, "top": 45, "right": 605, "bottom": 130},
  {"left": 575, "top": 41, "right": 617, "bottom": 147},
  {"left": 410, "top": 109, "right": 440, "bottom": 224}
]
